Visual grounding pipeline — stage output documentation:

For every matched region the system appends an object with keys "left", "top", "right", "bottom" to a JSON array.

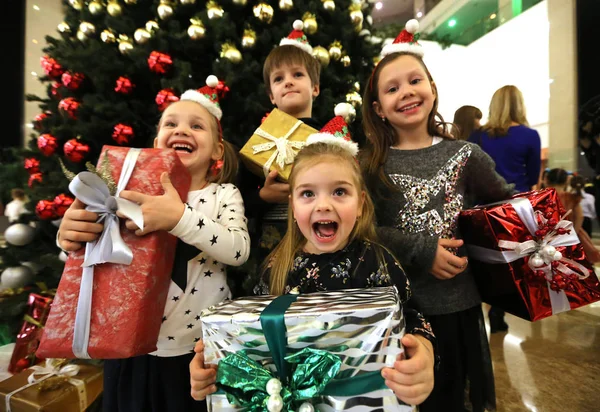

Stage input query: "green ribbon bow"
[{"left": 215, "top": 294, "right": 388, "bottom": 411}]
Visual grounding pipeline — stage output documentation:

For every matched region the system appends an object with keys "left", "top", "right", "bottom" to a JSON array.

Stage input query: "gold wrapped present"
[
  {"left": 239, "top": 109, "right": 318, "bottom": 182},
  {"left": 0, "top": 359, "right": 103, "bottom": 412}
]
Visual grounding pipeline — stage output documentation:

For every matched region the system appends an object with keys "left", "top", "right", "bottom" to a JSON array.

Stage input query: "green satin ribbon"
[{"left": 216, "top": 294, "right": 388, "bottom": 410}]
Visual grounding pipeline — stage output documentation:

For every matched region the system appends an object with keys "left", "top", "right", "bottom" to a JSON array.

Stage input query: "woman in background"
[{"left": 452, "top": 105, "right": 482, "bottom": 141}]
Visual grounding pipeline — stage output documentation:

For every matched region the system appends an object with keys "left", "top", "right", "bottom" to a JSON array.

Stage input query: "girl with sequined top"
[
  {"left": 191, "top": 123, "right": 436, "bottom": 407},
  {"left": 360, "top": 20, "right": 515, "bottom": 412}
]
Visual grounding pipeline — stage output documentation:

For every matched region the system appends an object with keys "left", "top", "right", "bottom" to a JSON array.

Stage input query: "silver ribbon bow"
[
  {"left": 467, "top": 197, "right": 589, "bottom": 315},
  {"left": 252, "top": 120, "right": 306, "bottom": 177},
  {"left": 5, "top": 360, "right": 87, "bottom": 412},
  {"left": 70, "top": 148, "right": 144, "bottom": 358}
]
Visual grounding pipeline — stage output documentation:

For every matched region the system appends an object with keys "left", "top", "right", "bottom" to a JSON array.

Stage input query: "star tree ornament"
[
  {"left": 4, "top": 224, "right": 36, "bottom": 246},
  {"left": 63, "top": 138, "right": 90, "bottom": 163},
  {"left": 188, "top": 18, "right": 206, "bottom": 40},
  {"left": 207, "top": 1, "right": 224, "bottom": 19},
  {"left": 254, "top": 3, "right": 274, "bottom": 23}
]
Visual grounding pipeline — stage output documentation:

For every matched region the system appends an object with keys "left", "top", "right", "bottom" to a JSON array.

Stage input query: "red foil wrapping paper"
[
  {"left": 459, "top": 188, "right": 600, "bottom": 321},
  {"left": 37, "top": 146, "right": 191, "bottom": 359}
]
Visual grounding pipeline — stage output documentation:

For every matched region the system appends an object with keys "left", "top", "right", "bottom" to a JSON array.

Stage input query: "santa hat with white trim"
[
  {"left": 180, "top": 75, "right": 223, "bottom": 120},
  {"left": 280, "top": 20, "right": 313, "bottom": 55},
  {"left": 381, "top": 19, "right": 423, "bottom": 58},
  {"left": 306, "top": 103, "right": 358, "bottom": 156}
]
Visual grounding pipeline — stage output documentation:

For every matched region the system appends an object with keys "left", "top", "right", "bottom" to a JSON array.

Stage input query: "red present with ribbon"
[
  {"left": 37, "top": 146, "right": 191, "bottom": 359},
  {"left": 459, "top": 188, "right": 600, "bottom": 321}
]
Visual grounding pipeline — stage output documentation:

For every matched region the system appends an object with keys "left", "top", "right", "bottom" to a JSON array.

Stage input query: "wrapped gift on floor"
[
  {"left": 0, "top": 359, "right": 103, "bottom": 412},
  {"left": 9, "top": 293, "right": 54, "bottom": 374},
  {"left": 239, "top": 109, "right": 318, "bottom": 182},
  {"left": 201, "top": 286, "right": 414, "bottom": 411},
  {"left": 459, "top": 188, "right": 600, "bottom": 321},
  {"left": 37, "top": 146, "right": 191, "bottom": 359}
]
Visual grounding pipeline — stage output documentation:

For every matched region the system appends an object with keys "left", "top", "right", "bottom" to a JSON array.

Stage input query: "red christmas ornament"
[
  {"left": 50, "top": 82, "right": 62, "bottom": 99},
  {"left": 58, "top": 97, "right": 80, "bottom": 119},
  {"left": 215, "top": 80, "right": 230, "bottom": 100},
  {"left": 33, "top": 112, "right": 51, "bottom": 131},
  {"left": 24, "top": 158, "right": 40, "bottom": 174},
  {"left": 28, "top": 173, "right": 43, "bottom": 188},
  {"left": 63, "top": 139, "right": 90, "bottom": 163},
  {"left": 148, "top": 51, "right": 173, "bottom": 74},
  {"left": 35, "top": 199, "right": 57, "bottom": 220},
  {"left": 40, "top": 56, "right": 64, "bottom": 79},
  {"left": 61, "top": 71, "right": 85, "bottom": 91},
  {"left": 37, "top": 134, "right": 58, "bottom": 156},
  {"left": 53, "top": 193, "right": 74, "bottom": 217},
  {"left": 115, "top": 76, "right": 134, "bottom": 94},
  {"left": 155, "top": 88, "right": 179, "bottom": 111},
  {"left": 112, "top": 123, "right": 135, "bottom": 145}
]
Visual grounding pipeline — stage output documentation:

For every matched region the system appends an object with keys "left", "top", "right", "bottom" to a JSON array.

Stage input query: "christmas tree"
[{"left": 0, "top": 0, "right": 379, "bottom": 344}]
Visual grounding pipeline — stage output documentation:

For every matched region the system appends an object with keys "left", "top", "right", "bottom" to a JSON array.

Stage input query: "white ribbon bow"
[
  {"left": 467, "top": 197, "right": 589, "bottom": 315},
  {"left": 70, "top": 148, "right": 144, "bottom": 358},
  {"left": 252, "top": 120, "right": 306, "bottom": 177}
]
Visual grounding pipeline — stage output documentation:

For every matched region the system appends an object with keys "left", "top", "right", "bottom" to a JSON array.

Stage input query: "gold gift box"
[
  {"left": 0, "top": 362, "right": 103, "bottom": 412},
  {"left": 239, "top": 109, "right": 318, "bottom": 182}
]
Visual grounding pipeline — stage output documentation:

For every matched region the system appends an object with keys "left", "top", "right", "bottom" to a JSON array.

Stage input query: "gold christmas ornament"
[
  {"left": 57, "top": 22, "right": 71, "bottom": 34},
  {"left": 76, "top": 31, "right": 87, "bottom": 42},
  {"left": 328, "top": 41, "right": 342, "bottom": 61},
  {"left": 373, "top": 55, "right": 382, "bottom": 65},
  {"left": 232, "top": 0, "right": 247, "bottom": 5},
  {"left": 346, "top": 91, "right": 362, "bottom": 108},
  {"left": 146, "top": 20, "right": 160, "bottom": 32},
  {"left": 353, "top": 81, "right": 360, "bottom": 92},
  {"left": 302, "top": 12, "right": 318, "bottom": 34},
  {"left": 118, "top": 35, "right": 134, "bottom": 54},
  {"left": 207, "top": 1, "right": 224, "bottom": 19},
  {"left": 279, "top": 0, "right": 293, "bottom": 11},
  {"left": 253, "top": 3, "right": 274, "bottom": 24},
  {"left": 107, "top": 0, "right": 123, "bottom": 16},
  {"left": 242, "top": 28, "right": 256, "bottom": 48},
  {"left": 124, "top": 0, "right": 137, "bottom": 4},
  {"left": 79, "top": 22, "right": 96, "bottom": 36},
  {"left": 68, "top": 0, "right": 83, "bottom": 10},
  {"left": 322, "top": 0, "right": 335, "bottom": 11},
  {"left": 180, "top": 0, "right": 196, "bottom": 4},
  {"left": 188, "top": 19, "right": 206, "bottom": 40},
  {"left": 312, "top": 46, "right": 330, "bottom": 67},
  {"left": 221, "top": 42, "right": 242, "bottom": 63},
  {"left": 157, "top": 1, "right": 174, "bottom": 19},
  {"left": 101, "top": 29, "right": 117, "bottom": 43},
  {"left": 341, "top": 55, "right": 351, "bottom": 67},
  {"left": 88, "top": 0, "right": 104, "bottom": 15},
  {"left": 349, "top": 4, "right": 364, "bottom": 27},
  {"left": 134, "top": 28, "right": 151, "bottom": 44}
]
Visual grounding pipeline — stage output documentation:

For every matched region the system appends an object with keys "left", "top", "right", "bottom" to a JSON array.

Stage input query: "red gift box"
[
  {"left": 37, "top": 146, "right": 191, "bottom": 358},
  {"left": 459, "top": 188, "right": 600, "bottom": 321}
]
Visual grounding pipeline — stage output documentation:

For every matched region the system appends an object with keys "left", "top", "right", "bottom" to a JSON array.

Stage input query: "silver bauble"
[
  {"left": 1, "top": 266, "right": 34, "bottom": 289},
  {"left": 4, "top": 223, "right": 36, "bottom": 246}
]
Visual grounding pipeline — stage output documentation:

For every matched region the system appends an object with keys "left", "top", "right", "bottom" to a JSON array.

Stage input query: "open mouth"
[
  {"left": 398, "top": 102, "right": 422, "bottom": 112},
  {"left": 170, "top": 143, "right": 194, "bottom": 153},
  {"left": 312, "top": 220, "right": 338, "bottom": 239}
]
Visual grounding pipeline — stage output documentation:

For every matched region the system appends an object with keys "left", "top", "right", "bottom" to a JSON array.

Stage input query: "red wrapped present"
[
  {"left": 459, "top": 188, "right": 600, "bottom": 321},
  {"left": 37, "top": 146, "right": 191, "bottom": 359},
  {"left": 8, "top": 293, "right": 53, "bottom": 374}
]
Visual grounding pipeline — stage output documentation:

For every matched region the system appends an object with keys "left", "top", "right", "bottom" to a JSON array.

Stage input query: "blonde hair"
[
  {"left": 482, "top": 85, "right": 529, "bottom": 137},
  {"left": 265, "top": 143, "right": 379, "bottom": 295},
  {"left": 361, "top": 52, "right": 454, "bottom": 192},
  {"left": 452, "top": 105, "right": 482, "bottom": 140},
  {"left": 157, "top": 101, "right": 238, "bottom": 184}
]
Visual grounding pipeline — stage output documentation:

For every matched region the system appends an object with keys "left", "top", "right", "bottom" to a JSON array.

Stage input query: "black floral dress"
[{"left": 254, "top": 239, "right": 435, "bottom": 343}]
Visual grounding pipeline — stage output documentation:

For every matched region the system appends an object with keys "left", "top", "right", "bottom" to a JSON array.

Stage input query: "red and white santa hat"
[
  {"left": 306, "top": 103, "right": 358, "bottom": 156},
  {"left": 280, "top": 20, "right": 313, "bottom": 55},
  {"left": 381, "top": 19, "right": 423, "bottom": 58},
  {"left": 180, "top": 75, "right": 223, "bottom": 120}
]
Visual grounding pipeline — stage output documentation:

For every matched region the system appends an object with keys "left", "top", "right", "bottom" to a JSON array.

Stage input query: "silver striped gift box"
[{"left": 200, "top": 286, "right": 415, "bottom": 411}]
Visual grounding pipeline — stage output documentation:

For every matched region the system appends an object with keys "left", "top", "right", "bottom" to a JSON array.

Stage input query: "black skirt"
[
  {"left": 419, "top": 305, "right": 496, "bottom": 412},
  {"left": 103, "top": 352, "right": 208, "bottom": 412}
]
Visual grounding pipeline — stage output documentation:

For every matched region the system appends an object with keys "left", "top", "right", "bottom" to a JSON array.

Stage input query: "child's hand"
[
  {"left": 382, "top": 334, "right": 435, "bottom": 406},
  {"left": 58, "top": 199, "right": 104, "bottom": 251},
  {"left": 259, "top": 170, "right": 290, "bottom": 204},
  {"left": 430, "top": 238, "right": 468, "bottom": 280},
  {"left": 119, "top": 172, "right": 184, "bottom": 235},
  {"left": 190, "top": 340, "right": 218, "bottom": 401}
]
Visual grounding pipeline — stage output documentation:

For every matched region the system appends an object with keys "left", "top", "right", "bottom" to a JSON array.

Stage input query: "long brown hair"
[
  {"left": 482, "top": 85, "right": 529, "bottom": 137},
  {"left": 265, "top": 143, "right": 379, "bottom": 295},
  {"left": 452, "top": 105, "right": 482, "bottom": 140},
  {"left": 360, "top": 52, "right": 453, "bottom": 191}
]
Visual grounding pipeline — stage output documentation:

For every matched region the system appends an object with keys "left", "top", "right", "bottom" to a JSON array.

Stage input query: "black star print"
[
  {"left": 229, "top": 217, "right": 235, "bottom": 221},
  {"left": 228, "top": 228, "right": 232, "bottom": 232},
  {"left": 222, "top": 203, "right": 228, "bottom": 209},
  {"left": 213, "top": 191, "right": 217, "bottom": 195},
  {"left": 235, "top": 251, "right": 241, "bottom": 260},
  {"left": 187, "top": 323, "right": 194, "bottom": 329},
  {"left": 220, "top": 286, "right": 225, "bottom": 292},
  {"left": 195, "top": 315, "right": 201, "bottom": 321},
  {"left": 198, "top": 257, "right": 207, "bottom": 264},
  {"left": 230, "top": 209, "right": 235, "bottom": 213},
  {"left": 199, "top": 198, "right": 206, "bottom": 204},
  {"left": 185, "top": 309, "right": 191, "bottom": 315},
  {"left": 172, "top": 296, "right": 179, "bottom": 302},
  {"left": 197, "top": 218, "right": 205, "bottom": 230},
  {"left": 168, "top": 336, "right": 175, "bottom": 341},
  {"left": 204, "top": 270, "right": 213, "bottom": 277},
  {"left": 186, "top": 203, "right": 193, "bottom": 211},
  {"left": 162, "top": 316, "right": 167, "bottom": 323},
  {"left": 210, "top": 235, "right": 218, "bottom": 245},
  {"left": 190, "top": 287, "right": 198, "bottom": 295},
  {"left": 217, "top": 214, "right": 221, "bottom": 219},
  {"left": 194, "top": 337, "right": 200, "bottom": 342},
  {"left": 213, "top": 260, "right": 218, "bottom": 265}
]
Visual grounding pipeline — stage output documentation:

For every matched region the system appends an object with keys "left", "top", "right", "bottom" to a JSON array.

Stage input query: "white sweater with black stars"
[{"left": 151, "top": 182, "right": 250, "bottom": 357}]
